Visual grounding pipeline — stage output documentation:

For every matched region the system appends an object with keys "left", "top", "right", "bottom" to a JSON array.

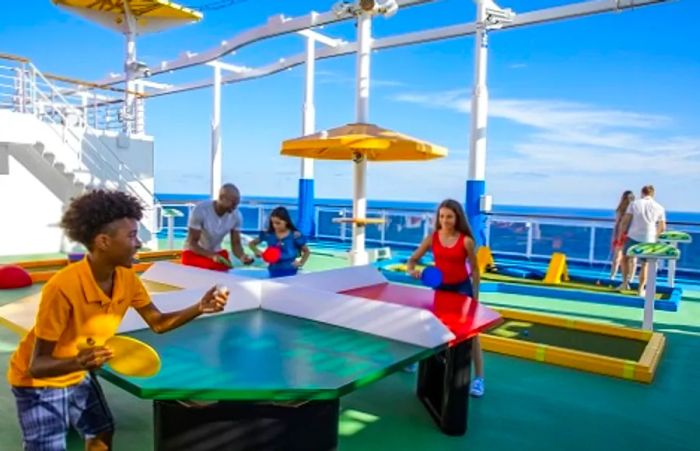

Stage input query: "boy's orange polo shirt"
[{"left": 7, "top": 258, "right": 152, "bottom": 388}]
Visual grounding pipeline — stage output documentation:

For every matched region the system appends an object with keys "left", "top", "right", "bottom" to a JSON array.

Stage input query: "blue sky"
[{"left": 2, "top": 0, "right": 699, "bottom": 211}]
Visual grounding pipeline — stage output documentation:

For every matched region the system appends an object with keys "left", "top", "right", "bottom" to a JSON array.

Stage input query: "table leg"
[
  {"left": 153, "top": 398, "right": 339, "bottom": 451},
  {"left": 667, "top": 245, "right": 677, "bottom": 287},
  {"left": 416, "top": 338, "right": 472, "bottom": 436},
  {"left": 643, "top": 260, "right": 657, "bottom": 330}
]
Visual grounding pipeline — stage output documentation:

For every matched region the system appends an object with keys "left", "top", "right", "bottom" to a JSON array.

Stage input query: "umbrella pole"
[{"left": 351, "top": 11, "right": 372, "bottom": 266}]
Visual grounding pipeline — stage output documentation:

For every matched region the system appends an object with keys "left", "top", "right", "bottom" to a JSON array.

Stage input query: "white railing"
[
  {"left": 0, "top": 55, "right": 130, "bottom": 132},
  {"left": 1, "top": 53, "right": 159, "bottom": 226},
  {"left": 153, "top": 200, "right": 700, "bottom": 275}
]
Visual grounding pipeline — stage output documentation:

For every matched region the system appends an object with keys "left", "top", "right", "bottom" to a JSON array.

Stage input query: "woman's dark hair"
[
  {"left": 615, "top": 190, "right": 634, "bottom": 216},
  {"left": 267, "top": 206, "right": 298, "bottom": 233}
]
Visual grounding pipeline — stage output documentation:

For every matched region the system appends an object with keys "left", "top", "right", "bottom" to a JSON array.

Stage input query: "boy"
[{"left": 8, "top": 190, "right": 228, "bottom": 450}]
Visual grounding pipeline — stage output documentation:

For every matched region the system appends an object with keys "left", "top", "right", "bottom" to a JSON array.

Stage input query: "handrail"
[
  {"left": 44, "top": 72, "right": 142, "bottom": 97},
  {"left": 0, "top": 53, "right": 139, "bottom": 95},
  {"left": 3, "top": 58, "right": 161, "bottom": 208},
  {"left": 34, "top": 64, "right": 150, "bottom": 200},
  {"left": 0, "top": 53, "right": 30, "bottom": 63},
  {"left": 488, "top": 212, "right": 616, "bottom": 223},
  {"left": 154, "top": 200, "right": 700, "bottom": 275},
  {"left": 486, "top": 211, "right": 700, "bottom": 228}
]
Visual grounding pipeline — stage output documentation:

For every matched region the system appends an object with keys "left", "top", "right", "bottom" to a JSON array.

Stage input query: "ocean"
[
  {"left": 154, "top": 193, "right": 699, "bottom": 272},
  {"left": 155, "top": 193, "right": 700, "bottom": 224}
]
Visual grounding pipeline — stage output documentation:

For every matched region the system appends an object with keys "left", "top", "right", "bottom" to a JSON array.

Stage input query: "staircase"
[{"left": 0, "top": 54, "right": 159, "bottom": 254}]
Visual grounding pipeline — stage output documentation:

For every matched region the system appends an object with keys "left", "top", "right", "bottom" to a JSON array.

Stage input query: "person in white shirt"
[
  {"left": 616, "top": 185, "right": 666, "bottom": 296},
  {"left": 181, "top": 183, "right": 254, "bottom": 271}
]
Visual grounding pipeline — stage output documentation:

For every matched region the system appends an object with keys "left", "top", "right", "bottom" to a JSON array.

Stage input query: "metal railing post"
[
  {"left": 380, "top": 209, "right": 387, "bottom": 245},
  {"left": 588, "top": 226, "right": 596, "bottom": 264},
  {"left": 17, "top": 66, "right": 25, "bottom": 113},
  {"left": 525, "top": 222, "right": 533, "bottom": 258},
  {"left": 313, "top": 207, "right": 320, "bottom": 239},
  {"left": 484, "top": 216, "right": 491, "bottom": 247}
]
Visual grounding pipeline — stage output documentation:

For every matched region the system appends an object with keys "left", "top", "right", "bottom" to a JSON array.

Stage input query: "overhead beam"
[
  {"left": 95, "top": 0, "right": 435, "bottom": 85},
  {"left": 145, "top": 0, "right": 669, "bottom": 98}
]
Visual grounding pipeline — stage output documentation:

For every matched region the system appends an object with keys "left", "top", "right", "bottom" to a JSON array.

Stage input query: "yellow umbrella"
[
  {"left": 281, "top": 123, "right": 447, "bottom": 161},
  {"left": 281, "top": 122, "right": 448, "bottom": 266},
  {"left": 52, "top": 0, "right": 202, "bottom": 34}
]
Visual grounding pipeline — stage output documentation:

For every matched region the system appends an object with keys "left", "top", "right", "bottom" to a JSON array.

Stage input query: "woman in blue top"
[{"left": 249, "top": 207, "right": 310, "bottom": 278}]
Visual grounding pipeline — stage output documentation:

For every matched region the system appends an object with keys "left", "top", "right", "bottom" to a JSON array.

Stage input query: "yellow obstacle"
[
  {"left": 543, "top": 252, "right": 569, "bottom": 284},
  {"left": 476, "top": 246, "right": 495, "bottom": 276}
]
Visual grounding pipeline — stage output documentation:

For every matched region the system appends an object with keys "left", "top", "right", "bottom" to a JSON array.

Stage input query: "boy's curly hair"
[{"left": 60, "top": 190, "right": 143, "bottom": 248}]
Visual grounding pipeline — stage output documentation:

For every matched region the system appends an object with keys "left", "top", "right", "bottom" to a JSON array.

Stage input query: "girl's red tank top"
[{"left": 432, "top": 231, "right": 469, "bottom": 285}]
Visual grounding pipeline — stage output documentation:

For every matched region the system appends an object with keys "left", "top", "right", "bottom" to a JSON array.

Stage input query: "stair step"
[
  {"left": 72, "top": 171, "right": 93, "bottom": 186},
  {"left": 54, "top": 162, "right": 65, "bottom": 173},
  {"left": 63, "top": 171, "right": 76, "bottom": 182},
  {"left": 43, "top": 152, "right": 55, "bottom": 164}
]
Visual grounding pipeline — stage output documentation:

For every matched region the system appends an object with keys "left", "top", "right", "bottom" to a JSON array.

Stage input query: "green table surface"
[{"left": 99, "top": 309, "right": 437, "bottom": 401}]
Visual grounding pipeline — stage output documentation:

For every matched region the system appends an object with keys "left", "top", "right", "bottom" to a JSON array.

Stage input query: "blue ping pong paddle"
[{"left": 421, "top": 266, "right": 443, "bottom": 288}]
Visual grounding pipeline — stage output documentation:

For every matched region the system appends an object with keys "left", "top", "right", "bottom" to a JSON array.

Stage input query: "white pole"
[
  {"left": 297, "top": 35, "right": 317, "bottom": 237},
  {"left": 80, "top": 93, "right": 88, "bottom": 127},
  {"left": 350, "top": 11, "right": 372, "bottom": 266},
  {"left": 643, "top": 260, "right": 657, "bottom": 330},
  {"left": 465, "top": 0, "right": 491, "bottom": 246},
  {"left": 124, "top": 32, "right": 136, "bottom": 134},
  {"left": 302, "top": 36, "right": 316, "bottom": 174},
  {"left": 469, "top": 1, "right": 488, "bottom": 183},
  {"left": 211, "top": 63, "right": 222, "bottom": 198},
  {"left": 167, "top": 216, "right": 175, "bottom": 250}
]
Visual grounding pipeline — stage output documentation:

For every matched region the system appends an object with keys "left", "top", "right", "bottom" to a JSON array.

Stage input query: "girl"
[
  {"left": 405, "top": 199, "right": 485, "bottom": 397},
  {"left": 610, "top": 190, "right": 634, "bottom": 280},
  {"left": 249, "top": 207, "right": 310, "bottom": 278}
]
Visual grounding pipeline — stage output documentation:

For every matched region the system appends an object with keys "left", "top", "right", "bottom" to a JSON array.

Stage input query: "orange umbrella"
[{"left": 281, "top": 123, "right": 447, "bottom": 161}]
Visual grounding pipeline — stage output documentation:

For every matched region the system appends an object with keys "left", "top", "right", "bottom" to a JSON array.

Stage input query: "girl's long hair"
[
  {"left": 267, "top": 206, "right": 298, "bottom": 233},
  {"left": 433, "top": 199, "right": 474, "bottom": 239},
  {"left": 615, "top": 190, "right": 634, "bottom": 217}
]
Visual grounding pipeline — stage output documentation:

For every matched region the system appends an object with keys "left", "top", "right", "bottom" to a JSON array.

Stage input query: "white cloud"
[
  {"left": 160, "top": 90, "right": 698, "bottom": 212},
  {"left": 391, "top": 90, "right": 700, "bottom": 211}
]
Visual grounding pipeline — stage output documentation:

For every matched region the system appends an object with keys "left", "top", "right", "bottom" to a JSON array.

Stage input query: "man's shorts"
[
  {"left": 182, "top": 249, "right": 230, "bottom": 271},
  {"left": 12, "top": 373, "right": 114, "bottom": 450}
]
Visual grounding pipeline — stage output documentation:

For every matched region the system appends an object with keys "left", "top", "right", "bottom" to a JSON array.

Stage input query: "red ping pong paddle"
[{"left": 262, "top": 246, "right": 282, "bottom": 264}]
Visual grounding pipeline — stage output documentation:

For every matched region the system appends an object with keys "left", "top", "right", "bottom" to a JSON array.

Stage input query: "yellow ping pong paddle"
[
  {"left": 104, "top": 335, "right": 161, "bottom": 378},
  {"left": 79, "top": 335, "right": 161, "bottom": 378}
]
